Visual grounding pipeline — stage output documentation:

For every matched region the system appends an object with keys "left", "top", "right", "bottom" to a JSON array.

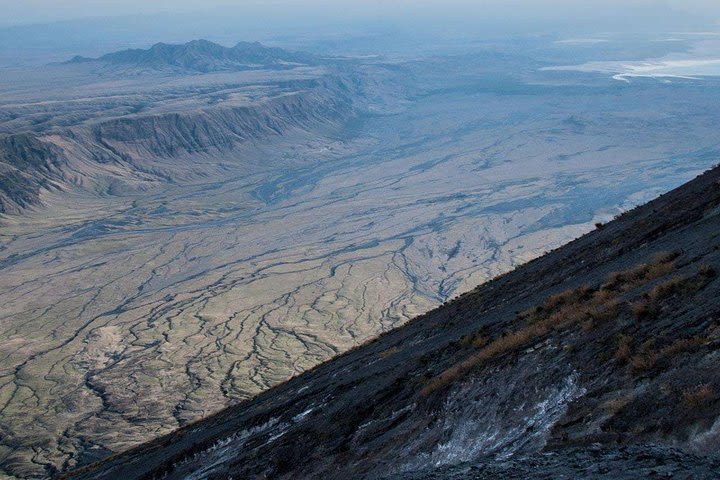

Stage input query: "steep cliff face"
[
  {"left": 0, "top": 76, "right": 354, "bottom": 214},
  {"left": 90, "top": 83, "right": 351, "bottom": 160},
  {"left": 0, "top": 134, "right": 66, "bottom": 214},
  {"left": 67, "top": 165, "right": 720, "bottom": 479}
]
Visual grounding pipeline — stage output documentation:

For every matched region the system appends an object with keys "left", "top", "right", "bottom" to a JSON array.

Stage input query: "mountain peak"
[{"left": 63, "top": 40, "right": 315, "bottom": 73}]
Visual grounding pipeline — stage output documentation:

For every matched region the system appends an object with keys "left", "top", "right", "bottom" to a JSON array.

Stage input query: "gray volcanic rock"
[
  {"left": 65, "top": 40, "right": 316, "bottom": 73},
  {"left": 382, "top": 446, "right": 720, "bottom": 480}
]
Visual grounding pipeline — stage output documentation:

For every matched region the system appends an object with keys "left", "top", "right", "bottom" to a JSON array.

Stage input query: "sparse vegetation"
[
  {"left": 648, "top": 276, "right": 689, "bottom": 302},
  {"left": 379, "top": 346, "right": 401, "bottom": 358},
  {"left": 421, "top": 251, "right": 715, "bottom": 395},
  {"left": 602, "top": 251, "right": 678, "bottom": 292},
  {"left": 422, "top": 252, "right": 713, "bottom": 396},
  {"left": 615, "top": 334, "right": 632, "bottom": 364},
  {"left": 631, "top": 301, "right": 660, "bottom": 321},
  {"left": 422, "top": 283, "right": 619, "bottom": 395},
  {"left": 544, "top": 288, "right": 579, "bottom": 310},
  {"left": 658, "top": 336, "right": 707, "bottom": 358},
  {"left": 629, "top": 351, "right": 657, "bottom": 372},
  {"left": 420, "top": 322, "right": 549, "bottom": 395},
  {"left": 698, "top": 263, "right": 716, "bottom": 278},
  {"left": 603, "top": 394, "right": 634, "bottom": 414},
  {"left": 458, "top": 329, "right": 489, "bottom": 348},
  {"left": 683, "top": 384, "right": 717, "bottom": 409},
  {"left": 653, "top": 251, "right": 680, "bottom": 265}
]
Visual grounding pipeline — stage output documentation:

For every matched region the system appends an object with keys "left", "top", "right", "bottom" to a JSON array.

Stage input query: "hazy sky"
[
  {"left": 2, "top": 0, "right": 720, "bottom": 27},
  {"left": 2, "top": 0, "right": 720, "bottom": 67}
]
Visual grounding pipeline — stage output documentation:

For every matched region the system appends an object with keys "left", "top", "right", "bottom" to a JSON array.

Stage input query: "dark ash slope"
[{"left": 67, "top": 166, "right": 720, "bottom": 479}]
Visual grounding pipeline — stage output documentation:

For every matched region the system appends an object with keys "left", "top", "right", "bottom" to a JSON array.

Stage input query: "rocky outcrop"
[
  {"left": 383, "top": 446, "right": 720, "bottom": 480},
  {"left": 0, "top": 134, "right": 65, "bottom": 214}
]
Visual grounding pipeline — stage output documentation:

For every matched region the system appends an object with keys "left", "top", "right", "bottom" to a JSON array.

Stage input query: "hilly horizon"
[{"left": 63, "top": 39, "right": 317, "bottom": 72}]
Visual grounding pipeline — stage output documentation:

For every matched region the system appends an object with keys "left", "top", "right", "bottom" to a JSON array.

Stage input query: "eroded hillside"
[{"left": 0, "top": 54, "right": 355, "bottom": 215}]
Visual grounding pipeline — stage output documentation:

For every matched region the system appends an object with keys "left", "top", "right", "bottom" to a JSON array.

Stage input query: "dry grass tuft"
[
  {"left": 652, "top": 251, "right": 680, "bottom": 265},
  {"left": 698, "top": 263, "right": 716, "bottom": 278},
  {"left": 592, "top": 288, "right": 616, "bottom": 303},
  {"left": 615, "top": 334, "right": 632, "bottom": 364},
  {"left": 630, "top": 351, "right": 657, "bottom": 372},
  {"left": 659, "top": 336, "right": 707, "bottom": 357},
  {"left": 631, "top": 301, "right": 659, "bottom": 321},
  {"left": 603, "top": 394, "right": 634, "bottom": 414},
  {"left": 683, "top": 384, "right": 717, "bottom": 409},
  {"left": 472, "top": 335, "right": 490, "bottom": 348},
  {"left": 602, "top": 251, "right": 677, "bottom": 292},
  {"left": 459, "top": 331, "right": 489, "bottom": 348},
  {"left": 458, "top": 334, "right": 474, "bottom": 348},
  {"left": 545, "top": 289, "right": 578, "bottom": 310},
  {"left": 379, "top": 346, "right": 401, "bottom": 358},
  {"left": 645, "top": 261, "right": 677, "bottom": 281},
  {"left": 420, "top": 322, "right": 550, "bottom": 396},
  {"left": 586, "top": 299, "right": 620, "bottom": 323},
  {"left": 648, "top": 276, "right": 688, "bottom": 302}
]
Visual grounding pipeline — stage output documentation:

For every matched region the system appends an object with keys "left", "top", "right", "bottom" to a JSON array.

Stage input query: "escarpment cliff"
[
  {"left": 0, "top": 72, "right": 356, "bottom": 214},
  {"left": 0, "top": 134, "right": 66, "bottom": 214},
  {"left": 90, "top": 82, "right": 351, "bottom": 160}
]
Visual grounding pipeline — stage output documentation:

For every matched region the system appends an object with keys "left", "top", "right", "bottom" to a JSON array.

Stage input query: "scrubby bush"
[
  {"left": 631, "top": 301, "right": 660, "bottom": 321},
  {"left": 614, "top": 334, "right": 632, "bottom": 364},
  {"left": 683, "top": 384, "right": 716, "bottom": 409},
  {"left": 659, "top": 336, "right": 707, "bottom": 357},
  {"left": 698, "top": 263, "right": 716, "bottom": 278}
]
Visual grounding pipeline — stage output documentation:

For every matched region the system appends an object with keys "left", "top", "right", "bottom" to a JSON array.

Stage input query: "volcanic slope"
[{"left": 69, "top": 164, "right": 720, "bottom": 479}]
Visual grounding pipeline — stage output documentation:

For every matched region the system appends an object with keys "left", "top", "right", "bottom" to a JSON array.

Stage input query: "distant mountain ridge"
[{"left": 65, "top": 39, "right": 316, "bottom": 72}]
